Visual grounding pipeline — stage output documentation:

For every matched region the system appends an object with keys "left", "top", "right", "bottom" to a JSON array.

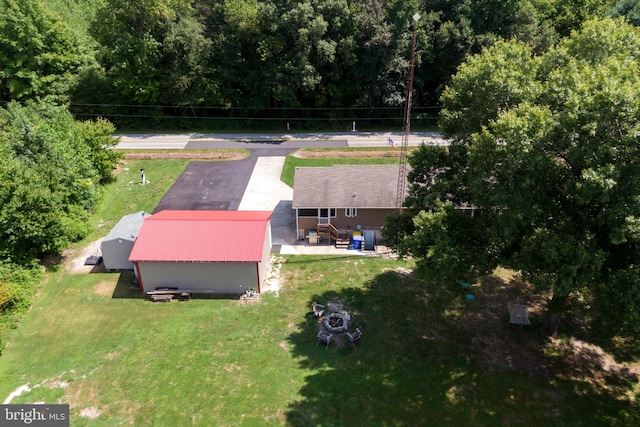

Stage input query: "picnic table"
[{"left": 147, "top": 288, "right": 192, "bottom": 302}]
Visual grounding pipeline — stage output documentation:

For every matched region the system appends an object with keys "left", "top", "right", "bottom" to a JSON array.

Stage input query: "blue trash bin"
[{"left": 353, "top": 238, "right": 361, "bottom": 249}]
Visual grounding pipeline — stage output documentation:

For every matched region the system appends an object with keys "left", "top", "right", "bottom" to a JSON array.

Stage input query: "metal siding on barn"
[
  {"left": 137, "top": 261, "right": 258, "bottom": 294},
  {"left": 257, "top": 220, "right": 272, "bottom": 291}
]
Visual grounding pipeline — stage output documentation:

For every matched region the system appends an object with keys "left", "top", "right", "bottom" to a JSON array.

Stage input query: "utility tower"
[{"left": 396, "top": 13, "right": 420, "bottom": 210}]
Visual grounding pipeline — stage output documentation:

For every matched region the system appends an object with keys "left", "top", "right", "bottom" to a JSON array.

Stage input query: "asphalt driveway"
[{"left": 153, "top": 146, "right": 297, "bottom": 213}]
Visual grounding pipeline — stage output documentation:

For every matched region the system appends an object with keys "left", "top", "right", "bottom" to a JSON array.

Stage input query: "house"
[
  {"left": 101, "top": 211, "right": 150, "bottom": 270},
  {"left": 292, "top": 165, "right": 403, "bottom": 248},
  {"left": 129, "top": 210, "right": 272, "bottom": 294}
]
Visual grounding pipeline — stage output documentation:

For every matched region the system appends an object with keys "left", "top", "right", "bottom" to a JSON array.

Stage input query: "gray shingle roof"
[
  {"left": 103, "top": 211, "right": 150, "bottom": 242},
  {"left": 292, "top": 165, "right": 402, "bottom": 208}
]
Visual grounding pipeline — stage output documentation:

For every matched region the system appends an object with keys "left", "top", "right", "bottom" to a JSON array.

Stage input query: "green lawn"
[
  {"left": 0, "top": 153, "right": 638, "bottom": 426},
  {"left": 2, "top": 257, "right": 637, "bottom": 426},
  {"left": 83, "top": 159, "right": 189, "bottom": 244}
]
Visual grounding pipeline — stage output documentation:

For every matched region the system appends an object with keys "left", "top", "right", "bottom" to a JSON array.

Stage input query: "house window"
[
  {"left": 298, "top": 209, "right": 318, "bottom": 217},
  {"left": 299, "top": 208, "right": 337, "bottom": 219},
  {"left": 319, "top": 208, "right": 336, "bottom": 218},
  {"left": 345, "top": 208, "right": 358, "bottom": 218}
]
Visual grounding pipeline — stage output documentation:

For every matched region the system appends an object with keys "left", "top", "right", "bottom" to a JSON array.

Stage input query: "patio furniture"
[
  {"left": 316, "top": 332, "right": 332, "bottom": 349},
  {"left": 347, "top": 328, "right": 363, "bottom": 348},
  {"left": 312, "top": 302, "right": 325, "bottom": 318}
]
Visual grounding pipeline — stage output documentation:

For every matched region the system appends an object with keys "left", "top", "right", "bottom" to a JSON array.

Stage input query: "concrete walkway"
[{"left": 238, "top": 157, "right": 382, "bottom": 256}]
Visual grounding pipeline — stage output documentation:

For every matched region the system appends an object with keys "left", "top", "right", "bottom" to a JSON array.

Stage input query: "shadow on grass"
[
  {"left": 110, "top": 271, "right": 246, "bottom": 302},
  {"left": 111, "top": 271, "right": 146, "bottom": 299},
  {"left": 285, "top": 268, "right": 640, "bottom": 426}
]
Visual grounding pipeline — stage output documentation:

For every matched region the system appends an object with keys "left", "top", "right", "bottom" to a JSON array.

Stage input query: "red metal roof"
[{"left": 129, "top": 210, "right": 272, "bottom": 263}]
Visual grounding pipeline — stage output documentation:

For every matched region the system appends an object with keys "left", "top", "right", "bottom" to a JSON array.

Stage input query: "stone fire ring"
[{"left": 323, "top": 312, "right": 350, "bottom": 333}]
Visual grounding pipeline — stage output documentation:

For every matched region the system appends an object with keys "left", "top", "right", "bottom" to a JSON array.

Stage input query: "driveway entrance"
[{"left": 153, "top": 147, "right": 294, "bottom": 213}]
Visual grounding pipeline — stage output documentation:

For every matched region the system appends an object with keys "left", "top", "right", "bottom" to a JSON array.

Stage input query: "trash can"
[
  {"left": 363, "top": 230, "right": 375, "bottom": 251},
  {"left": 352, "top": 231, "right": 362, "bottom": 249}
]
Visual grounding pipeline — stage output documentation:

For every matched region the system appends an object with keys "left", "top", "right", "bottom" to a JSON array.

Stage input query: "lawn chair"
[
  {"left": 347, "top": 328, "right": 363, "bottom": 348},
  {"left": 312, "top": 302, "right": 325, "bottom": 318},
  {"left": 316, "top": 331, "right": 332, "bottom": 349}
]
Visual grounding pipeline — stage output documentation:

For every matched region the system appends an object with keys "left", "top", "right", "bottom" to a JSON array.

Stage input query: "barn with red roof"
[{"left": 129, "top": 210, "right": 272, "bottom": 294}]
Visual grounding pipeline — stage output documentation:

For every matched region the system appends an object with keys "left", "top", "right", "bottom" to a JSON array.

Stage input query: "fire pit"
[{"left": 323, "top": 312, "right": 351, "bottom": 333}]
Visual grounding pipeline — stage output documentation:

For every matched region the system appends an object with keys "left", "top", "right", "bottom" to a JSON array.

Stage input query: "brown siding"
[
  {"left": 297, "top": 208, "right": 394, "bottom": 240},
  {"left": 332, "top": 208, "right": 394, "bottom": 231}
]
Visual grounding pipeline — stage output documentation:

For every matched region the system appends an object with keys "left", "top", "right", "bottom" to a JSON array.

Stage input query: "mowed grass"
[
  {"left": 1, "top": 153, "right": 638, "bottom": 425},
  {"left": 3, "top": 256, "right": 636, "bottom": 426},
  {"left": 82, "top": 159, "right": 189, "bottom": 245}
]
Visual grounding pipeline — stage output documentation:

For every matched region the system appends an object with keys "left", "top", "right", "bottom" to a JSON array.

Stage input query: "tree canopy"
[
  {"left": 0, "top": 99, "right": 120, "bottom": 262},
  {"left": 0, "top": 0, "right": 621, "bottom": 127},
  {"left": 0, "top": 0, "right": 88, "bottom": 102},
  {"left": 385, "top": 18, "right": 640, "bottom": 337}
]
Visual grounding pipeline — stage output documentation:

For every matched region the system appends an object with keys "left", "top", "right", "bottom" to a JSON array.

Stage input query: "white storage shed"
[{"left": 100, "top": 211, "right": 150, "bottom": 270}]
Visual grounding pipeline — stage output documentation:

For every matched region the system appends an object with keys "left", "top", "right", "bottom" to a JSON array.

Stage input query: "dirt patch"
[
  {"left": 122, "top": 151, "right": 247, "bottom": 160},
  {"left": 459, "top": 272, "right": 552, "bottom": 375},
  {"left": 122, "top": 149, "right": 400, "bottom": 160},
  {"left": 93, "top": 280, "right": 115, "bottom": 297},
  {"left": 79, "top": 407, "right": 101, "bottom": 419},
  {"left": 261, "top": 255, "right": 284, "bottom": 295},
  {"left": 547, "top": 337, "right": 640, "bottom": 387},
  {"left": 112, "top": 164, "right": 128, "bottom": 175},
  {"left": 458, "top": 269, "right": 640, "bottom": 393},
  {"left": 64, "top": 238, "right": 104, "bottom": 274}
]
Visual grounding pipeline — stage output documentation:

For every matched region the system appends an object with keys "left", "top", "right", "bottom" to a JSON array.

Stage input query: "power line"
[
  {"left": 71, "top": 113, "right": 438, "bottom": 121},
  {"left": 68, "top": 102, "right": 441, "bottom": 110}
]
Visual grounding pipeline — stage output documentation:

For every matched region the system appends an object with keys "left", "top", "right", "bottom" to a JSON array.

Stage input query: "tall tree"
[
  {"left": 0, "top": 0, "right": 85, "bottom": 102},
  {"left": 385, "top": 18, "right": 640, "bottom": 337},
  {"left": 418, "top": 0, "right": 557, "bottom": 104},
  {"left": 255, "top": 0, "right": 360, "bottom": 107},
  {"left": 533, "top": 0, "right": 617, "bottom": 36}
]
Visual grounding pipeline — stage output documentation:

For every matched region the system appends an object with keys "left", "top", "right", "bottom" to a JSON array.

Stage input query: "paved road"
[
  {"left": 116, "top": 131, "right": 447, "bottom": 149},
  {"left": 122, "top": 131, "right": 447, "bottom": 213}
]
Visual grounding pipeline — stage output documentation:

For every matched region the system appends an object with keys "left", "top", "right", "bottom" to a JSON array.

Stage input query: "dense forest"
[{"left": 2, "top": 0, "right": 635, "bottom": 130}]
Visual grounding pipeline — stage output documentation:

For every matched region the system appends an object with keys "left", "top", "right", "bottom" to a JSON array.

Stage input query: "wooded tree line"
[
  {"left": 0, "top": 100, "right": 119, "bottom": 261},
  {"left": 1, "top": 0, "right": 631, "bottom": 128}
]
